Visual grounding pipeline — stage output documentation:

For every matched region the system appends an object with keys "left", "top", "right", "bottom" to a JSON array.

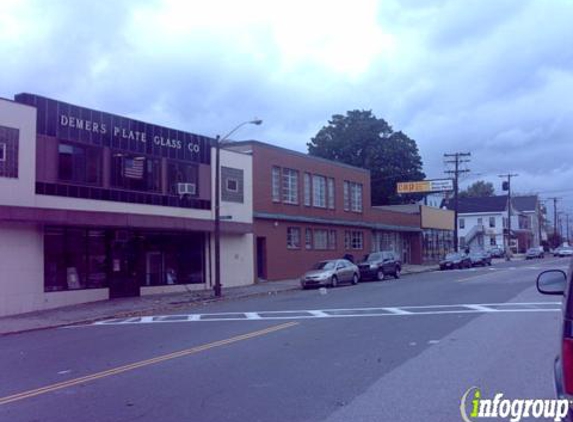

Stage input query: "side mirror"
[{"left": 537, "top": 270, "right": 567, "bottom": 295}]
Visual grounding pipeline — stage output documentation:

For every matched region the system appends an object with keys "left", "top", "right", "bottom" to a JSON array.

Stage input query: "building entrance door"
[
  {"left": 109, "top": 239, "right": 141, "bottom": 298},
  {"left": 256, "top": 237, "right": 267, "bottom": 279}
]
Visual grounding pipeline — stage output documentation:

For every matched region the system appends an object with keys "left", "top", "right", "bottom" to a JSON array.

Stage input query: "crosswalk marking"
[{"left": 89, "top": 302, "right": 561, "bottom": 326}]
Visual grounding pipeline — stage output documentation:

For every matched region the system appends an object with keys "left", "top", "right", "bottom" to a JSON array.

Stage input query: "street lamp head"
[{"left": 250, "top": 119, "right": 263, "bottom": 126}]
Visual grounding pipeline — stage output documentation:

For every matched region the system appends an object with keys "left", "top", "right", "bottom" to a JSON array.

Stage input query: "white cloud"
[{"left": 1, "top": 0, "right": 573, "bottom": 208}]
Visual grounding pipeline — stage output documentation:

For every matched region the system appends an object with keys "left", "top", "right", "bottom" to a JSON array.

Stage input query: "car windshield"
[
  {"left": 445, "top": 253, "right": 460, "bottom": 260},
  {"left": 527, "top": 248, "right": 537, "bottom": 253},
  {"left": 312, "top": 261, "right": 336, "bottom": 270},
  {"left": 365, "top": 253, "right": 382, "bottom": 262}
]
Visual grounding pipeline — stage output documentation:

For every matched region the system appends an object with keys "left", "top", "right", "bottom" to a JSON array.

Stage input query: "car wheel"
[
  {"left": 394, "top": 267, "right": 401, "bottom": 279},
  {"left": 377, "top": 269, "right": 385, "bottom": 281},
  {"left": 351, "top": 273, "right": 359, "bottom": 285},
  {"left": 331, "top": 275, "right": 338, "bottom": 288}
]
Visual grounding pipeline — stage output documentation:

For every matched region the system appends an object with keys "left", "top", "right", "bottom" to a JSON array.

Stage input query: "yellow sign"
[
  {"left": 397, "top": 181, "right": 431, "bottom": 194},
  {"left": 397, "top": 179, "right": 454, "bottom": 194}
]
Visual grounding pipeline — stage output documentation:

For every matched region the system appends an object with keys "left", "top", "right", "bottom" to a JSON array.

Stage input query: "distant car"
[
  {"left": 358, "top": 251, "right": 402, "bottom": 281},
  {"left": 488, "top": 247, "right": 506, "bottom": 258},
  {"left": 469, "top": 251, "right": 492, "bottom": 266},
  {"left": 537, "top": 260, "right": 573, "bottom": 419},
  {"left": 300, "top": 259, "right": 359, "bottom": 289},
  {"left": 557, "top": 247, "right": 573, "bottom": 257},
  {"left": 439, "top": 252, "right": 472, "bottom": 270},
  {"left": 526, "top": 247, "right": 545, "bottom": 259}
]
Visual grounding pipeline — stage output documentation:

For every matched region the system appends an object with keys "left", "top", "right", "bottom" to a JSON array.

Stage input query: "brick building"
[{"left": 227, "top": 141, "right": 423, "bottom": 281}]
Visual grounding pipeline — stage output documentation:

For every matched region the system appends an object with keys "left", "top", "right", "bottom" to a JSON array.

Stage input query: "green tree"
[
  {"left": 308, "top": 110, "right": 426, "bottom": 205},
  {"left": 459, "top": 180, "right": 495, "bottom": 198}
]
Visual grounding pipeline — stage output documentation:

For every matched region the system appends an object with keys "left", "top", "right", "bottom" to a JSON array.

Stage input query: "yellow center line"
[{"left": 0, "top": 321, "right": 299, "bottom": 406}]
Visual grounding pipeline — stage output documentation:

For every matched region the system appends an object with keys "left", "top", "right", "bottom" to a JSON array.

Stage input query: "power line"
[{"left": 444, "top": 152, "right": 471, "bottom": 251}]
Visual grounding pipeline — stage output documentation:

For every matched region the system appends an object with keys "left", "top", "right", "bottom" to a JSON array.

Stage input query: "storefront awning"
[
  {"left": 254, "top": 212, "right": 421, "bottom": 233},
  {"left": 0, "top": 205, "right": 252, "bottom": 234}
]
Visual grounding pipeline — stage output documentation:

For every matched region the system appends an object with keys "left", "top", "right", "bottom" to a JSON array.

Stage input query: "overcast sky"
[{"left": 2, "top": 0, "right": 573, "bottom": 212}]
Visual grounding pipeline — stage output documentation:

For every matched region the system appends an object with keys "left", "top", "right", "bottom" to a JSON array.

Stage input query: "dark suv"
[
  {"left": 358, "top": 251, "right": 402, "bottom": 281},
  {"left": 537, "top": 261, "right": 573, "bottom": 420}
]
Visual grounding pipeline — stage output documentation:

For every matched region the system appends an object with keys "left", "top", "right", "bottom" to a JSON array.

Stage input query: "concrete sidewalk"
[{"left": 0, "top": 263, "right": 437, "bottom": 336}]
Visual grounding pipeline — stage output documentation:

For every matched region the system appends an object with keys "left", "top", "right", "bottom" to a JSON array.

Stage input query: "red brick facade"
[{"left": 228, "top": 141, "right": 423, "bottom": 281}]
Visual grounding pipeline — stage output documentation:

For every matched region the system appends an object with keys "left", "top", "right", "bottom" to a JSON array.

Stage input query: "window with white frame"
[
  {"left": 313, "top": 229, "right": 328, "bottom": 250},
  {"left": 287, "top": 227, "right": 301, "bottom": 249},
  {"left": 344, "top": 231, "right": 351, "bottom": 249},
  {"left": 226, "top": 178, "right": 238, "bottom": 192},
  {"left": 304, "top": 172, "right": 311, "bottom": 206},
  {"left": 489, "top": 217, "right": 496, "bottom": 228},
  {"left": 344, "top": 181, "right": 363, "bottom": 212},
  {"left": 312, "top": 175, "right": 326, "bottom": 208},
  {"left": 328, "top": 230, "right": 337, "bottom": 250},
  {"left": 272, "top": 167, "right": 281, "bottom": 202},
  {"left": 282, "top": 168, "right": 299, "bottom": 204},
  {"left": 350, "top": 231, "right": 363, "bottom": 250},
  {"left": 351, "top": 183, "right": 363, "bottom": 212},
  {"left": 327, "top": 178, "right": 335, "bottom": 209},
  {"left": 305, "top": 228, "right": 313, "bottom": 249},
  {"left": 459, "top": 218, "right": 465, "bottom": 229},
  {"left": 0, "top": 143, "right": 5, "bottom": 162}
]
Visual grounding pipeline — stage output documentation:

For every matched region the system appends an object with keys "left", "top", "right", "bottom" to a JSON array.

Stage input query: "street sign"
[{"left": 396, "top": 179, "right": 454, "bottom": 194}]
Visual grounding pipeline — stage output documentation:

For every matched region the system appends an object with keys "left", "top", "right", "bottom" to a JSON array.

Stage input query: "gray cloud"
[{"left": 2, "top": 0, "right": 573, "bottom": 211}]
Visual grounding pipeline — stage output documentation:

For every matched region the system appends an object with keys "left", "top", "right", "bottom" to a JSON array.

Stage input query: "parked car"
[
  {"left": 537, "top": 262, "right": 573, "bottom": 419},
  {"left": 526, "top": 247, "right": 545, "bottom": 259},
  {"left": 439, "top": 252, "right": 472, "bottom": 270},
  {"left": 358, "top": 251, "right": 402, "bottom": 281},
  {"left": 556, "top": 247, "right": 573, "bottom": 257},
  {"left": 469, "top": 251, "right": 492, "bottom": 266},
  {"left": 488, "top": 247, "right": 506, "bottom": 258},
  {"left": 300, "top": 259, "right": 359, "bottom": 289}
]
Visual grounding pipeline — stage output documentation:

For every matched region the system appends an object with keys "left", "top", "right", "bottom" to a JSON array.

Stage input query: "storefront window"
[
  {"left": 111, "top": 152, "right": 161, "bottom": 192},
  {"left": 44, "top": 227, "right": 109, "bottom": 292},
  {"left": 142, "top": 233, "right": 204, "bottom": 286},
  {"left": 58, "top": 143, "right": 101, "bottom": 185},
  {"left": 422, "top": 229, "right": 454, "bottom": 262}
]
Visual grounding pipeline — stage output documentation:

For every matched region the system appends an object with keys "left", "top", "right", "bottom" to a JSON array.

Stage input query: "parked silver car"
[{"left": 300, "top": 259, "right": 360, "bottom": 289}]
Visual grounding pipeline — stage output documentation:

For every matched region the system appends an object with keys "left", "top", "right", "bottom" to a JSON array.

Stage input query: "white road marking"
[
  {"left": 464, "top": 304, "right": 497, "bottom": 312},
  {"left": 89, "top": 302, "right": 562, "bottom": 326},
  {"left": 308, "top": 310, "right": 329, "bottom": 317},
  {"left": 384, "top": 307, "right": 413, "bottom": 315}
]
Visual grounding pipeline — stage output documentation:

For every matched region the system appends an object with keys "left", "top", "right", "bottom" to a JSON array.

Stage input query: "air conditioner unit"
[{"left": 177, "top": 183, "right": 197, "bottom": 195}]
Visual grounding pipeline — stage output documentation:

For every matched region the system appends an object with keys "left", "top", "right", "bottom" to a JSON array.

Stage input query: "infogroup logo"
[{"left": 460, "top": 387, "right": 570, "bottom": 422}]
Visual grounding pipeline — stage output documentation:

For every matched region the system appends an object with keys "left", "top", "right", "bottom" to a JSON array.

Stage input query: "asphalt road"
[{"left": 0, "top": 257, "right": 568, "bottom": 422}]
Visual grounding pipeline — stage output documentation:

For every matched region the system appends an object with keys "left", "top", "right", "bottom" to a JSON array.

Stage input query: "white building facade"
[{"left": 0, "top": 94, "right": 254, "bottom": 317}]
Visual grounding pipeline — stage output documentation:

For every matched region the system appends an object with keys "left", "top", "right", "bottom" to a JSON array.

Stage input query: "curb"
[
  {"left": 0, "top": 284, "right": 302, "bottom": 337},
  {"left": 1, "top": 270, "right": 441, "bottom": 337}
]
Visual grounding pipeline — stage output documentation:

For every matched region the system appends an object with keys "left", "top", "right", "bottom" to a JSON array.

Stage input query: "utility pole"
[
  {"left": 444, "top": 152, "right": 471, "bottom": 252},
  {"left": 547, "top": 197, "right": 561, "bottom": 248},
  {"left": 499, "top": 173, "right": 518, "bottom": 260}
]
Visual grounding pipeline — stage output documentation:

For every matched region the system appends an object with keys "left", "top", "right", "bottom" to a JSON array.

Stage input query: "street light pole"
[{"left": 213, "top": 119, "right": 262, "bottom": 297}]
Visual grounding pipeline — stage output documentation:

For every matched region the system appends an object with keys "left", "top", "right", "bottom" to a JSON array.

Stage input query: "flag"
[{"left": 124, "top": 157, "right": 144, "bottom": 179}]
